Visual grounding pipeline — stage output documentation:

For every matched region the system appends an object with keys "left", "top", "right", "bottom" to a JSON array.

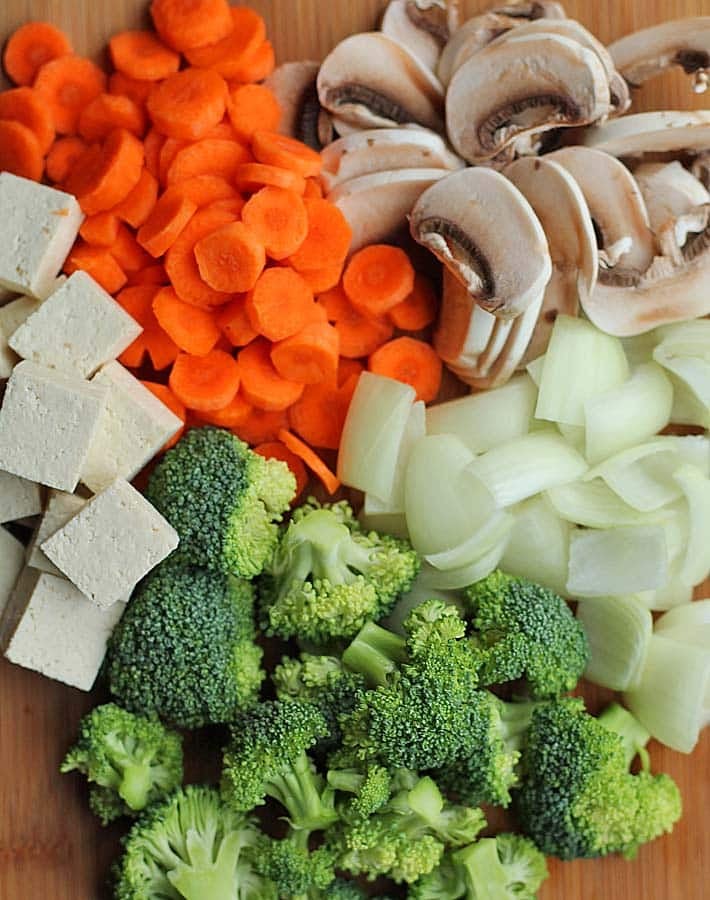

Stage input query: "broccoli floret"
[
  {"left": 409, "top": 853, "right": 465, "bottom": 900},
  {"left": 60, "top": 703, "right": 182, "bottom": 825},
  {"left": 463, "top": 570, "right": 589, "bottom": 698},
  {"left": 327, "top": 762, "right": 393, "bottom": 821},
  {"left": 515, "top": 698, "right": 682, "bottom": 860},
  {"left": 221, "top": 701, "right": 338, "bottom": 832},
  {"left": 342, "top": 622, "right": 409, "bottom": 688},
  {"left": 114, "top": 785, "right": 277, "bottom": 900},
  {"left": 107, "top": 559, "right": 263, "bottom": 728},
  {"left": 315, "top": 878, "right": 368, "bottom": 899},
  {"left": 253, "top": 831, "right": 337, "bottom": 899},
  {"left": 259, "top": 500, "right": 420, "bottom": 643},
  {"left": 146, "top": 426, "right": 295, "bottom": 577},
  {"left": 453, "top": 833, "right": 549, "bottom": 899}
]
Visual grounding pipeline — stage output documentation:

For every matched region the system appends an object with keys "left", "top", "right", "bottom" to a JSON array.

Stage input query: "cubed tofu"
[
  {"left": 0, "top": 471, "right": 42, "bottom": 523},
  {"left": 0, "top": 295, "right": 42, "bottom": 339},
  {"left": 81, "top": 362, "right": 182, "bottom": 492},
  {"left": 26, "top": 490, "right": 86, "bottom": 576},
  {"left": 0, "top": 173, "right": 84, "bottom": 299},
  {"left": 0, "top": 360, "right": 108, "bottom": 491},
  {"left": 41, "top": 478, "right": 179, "bottom": 609},
  {"left": 0, "top": 568, "right": 124, "bottom": 691},
  {"left": 9, "top": 271, "right": 142, "bottom": 378},
  {"left": 0, "top": 526, "right": 25, "bottom": 618}
]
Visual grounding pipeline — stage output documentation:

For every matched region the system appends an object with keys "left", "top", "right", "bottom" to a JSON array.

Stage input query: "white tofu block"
[
  {"left": 41, "top": 478, "right": 178, "bottom": 608},
  {"left": 0, "top": 336, "right": 16, "bottom": 379},
  {"left": 1, "top": 569, "right": 124, "bottom": 691},
  {"left": 26, "top": 490, "right": 86, "bottom": 576},
  {"left": 9, "top": 272, "right": 142, "bottom": 378},
  {"left": 0, "top": 295, "right": 41, "bottom": 339},
  {"left": 0, "top": 526, "right": 25, "bottom": 618},
  {"left": 0, "top": 360, "right": 108, "bottom": 491},
  {"left": 0, "top": 470, "right": 42, "bottom": 523},
  {"left": 0, "top": 173, "right": 84, "bottom": 299},
  {"left": 81, "top": 362, "right": 182, "bottom": 492}
]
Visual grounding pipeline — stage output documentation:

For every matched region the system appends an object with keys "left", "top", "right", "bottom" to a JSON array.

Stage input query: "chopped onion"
[
  {"left": 670, "top": 373, "right": 710, "bottom": 428},
  {"left": 546, "top": 479, "right": 662, "bottom": 528},
  {"left": 526, "top": 354, "right": 546, "bottom": 387},
  {"left": 425, "top": 509, "right": 514, "bottom": 571},
  {"left": 639, "top": 562, "right": 694, "bottom": 611},
  {"left": 381, "top": 400, "right": 426, "bottom": 514},
  {"left": 567, "top": 525, "right": 669, "bottom": 597},
  {"left": 670, "top": 435, "right": 710, "bottom": 475},
  {"left": 673, "top": 464, "right": 710, "bottom": 587},
  {"left": 656, "top": 600, "right": 710, "bottom": 649},
  {"left": 500, "top": 495, "right": 572, "bottom": 597},
  {"left": 535, "top": 315, "right": 629, "bottom": 426},
  {"left": 417, "top": 536, "right": 508, "bottom": 590},
  {"left": 576, "top": 594, "right": 653, "bottom": 690},
  {"left": 653, "top": 319, "right": 710, "bottom": 408},
  {"left": 586, "top": 439, "right": 685, "bottom": 511},
  {"left": 622, "top": 330, "right": 661, "bottom": 366},
  {"left": 359, "top": 496, "right": 409, "bottom": 540},
  {"left": 557, "top": 423, "right": 585, "bottom": 452}
]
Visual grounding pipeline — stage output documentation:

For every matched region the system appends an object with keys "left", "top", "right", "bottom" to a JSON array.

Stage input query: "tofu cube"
[
  {"left": 81, "top": 362, "right": 183, "bottom": 492},
  {"left": 1, "top": 569, "right": 124, "bottom": 691},
  {"left": 0, "top": 174, "right": 84, "bottom": 299},
  {"left": 41, "top": 478, "right": 179, "bottom": 608},
  {"left": 0, "top": 360, "right": 108, "bottom": 491},
  {"left": 0, "top": 526, "right": 25, "bottom": 618},
  {"left": 0, "top": 470, "right": 42, "bottom": 523},
  {"left": 9, "top": 271, "right": 142, "bottom": 378},
  {"left": 26, "top": 490, "right": 86, "bottom": 576}
]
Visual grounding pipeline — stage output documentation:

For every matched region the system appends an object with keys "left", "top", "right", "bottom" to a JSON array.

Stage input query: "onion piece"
[
  {"left": 526, "top": 354, "right": 545, "bottom": 387},
  {"left": 640, "top": 561, "right": 694, "bottom": 611},
  {"left": 670, "top": 373, "right": 710, "bottom": 428},
  {"left": 416, "top": 536, "right": 508, "bottom": 590},
  {"left": 500, "top": 495, "right": 572, "bottom": 597},
  {"left": 653, "top": 319, "right": 710, "bottom": 409},
  {"left": 673, "top": 464, "right": 710, "bottom": 587},
  {"left": 567, "top": 525, "right": 669, "bottom": 597},
  {"left": 656, "top": 600, "right": 710, "bottom": 647},
  {"left": 546, "top": 478, "right": 663, "bottom": 528},
  {"left": 425, "top": 509, "right": 514, "bottom": 571},
  {"left": 585, "top": 438, "right": 686, "bottom": 511},
  {"left": 359, "top": 496, "right": 409, "bottom": 540}
]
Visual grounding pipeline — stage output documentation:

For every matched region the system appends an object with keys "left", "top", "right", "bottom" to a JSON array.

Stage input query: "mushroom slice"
[
  {"left": 328, "top": 168, "right": 447, "bottom": 251},
  {"left": 437, "top": 13, "right": 520, "bottom": 85},
  {"left": 410, "top": 167, "right": 552, "bottom": 318},
  {"left": 609, "top": 17, "right": 710, "bottom": 93},
  {"left": 264, "top": 62, "right": 333, "bottom": 149},
  {"left": 381, "top": 0, "right": 459, "bottom": 72},
  {"left": 320, "top": 127, "right": 464, "bottom": 191},
  {"left": 504, "top": 156, "right": 598, "bottom": 362},
  {"left": 317, "top": 32, "right": 445, "bottom": 132},
  {"left": 489, "top": 0, "right": 566, "bottom": 19},
  {"left": 446, "top": 34, "right": 610, "bottom": 163},
  {"left": 547, "top": 146, "right": 656, "bottom": 279},
  {"left": 583, "top": 111, "right": 710, "bottom": 158},
  {"left": 691, "top": 152, "right": 710, "bottom": 189}
]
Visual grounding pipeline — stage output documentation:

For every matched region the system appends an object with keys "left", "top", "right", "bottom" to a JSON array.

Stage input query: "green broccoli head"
[
  {"left": 464, "top": 571, "right": 589, "bottom": 698},
  {"left": 146, "top": 427, "right": 295, "bottom": 578},
  {"left": 221, "top": 701, "right": 338, "bottom": 833},
  {"left": 453, "top": 833, "right": 549, "bottom": 900},
  {"left": 61, "top": 703, "right": 183, "bottom": 825},
  {"left": 253, "top": 831, "right": 337, "bottom": 899},
  {"left": 107, "top": 559, "right": 264, "bottom": 729},
  {"left": 515, "top": 698, "right": 682, "bottom": 860},
  {"left": 259, "top": 500, "right": 420, "bottom": 644},
  {"left": 327, "top": 762, "right": 393, "bottom": 821},
  {"left": 114, "top": 785, "right": 277, "bottom": 900}
]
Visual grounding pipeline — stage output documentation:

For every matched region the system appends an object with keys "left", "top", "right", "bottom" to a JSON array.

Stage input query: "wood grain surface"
[{"left": 0, "top": 2, "right": 708, "bottom": 899}]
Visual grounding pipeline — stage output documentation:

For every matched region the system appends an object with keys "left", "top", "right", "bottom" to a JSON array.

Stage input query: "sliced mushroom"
[
  {"left": 582, "top": 111, "right": 710, "bottom": 158},
  {"left": 609, "top": 17, "right": 710, "bottom": 93},
  {"left": 381, "top": 0, "right": 460, "bottom": 72},
  {"left": 489, "top": 0, "right": 566, "bottom": 19},
  {"left": 328, "top": 168, "right": 447, "bottom": 251},
  {"left": 547, "top": 146, "right": 656, "bottom": 279},
  {"left": 691, "top": 152, "right": 710, "bottom": 189},
  {"left": 446, "top": 33, "right": 610, "bottom": 163},
  {"left": 264, "top": 62, "right": 333, "bottom": 149},
  {"left": 504, "top": 156, "right": 598, "bottom": 362},
  {"left": 437, "top": 12, "right": 520, "bottom": 85},
  {"left": 317, "top": 32, "right": 445, "bottom": 132},
  {"left": 409, "top": 167, "right": 552, "bottom": 318}
]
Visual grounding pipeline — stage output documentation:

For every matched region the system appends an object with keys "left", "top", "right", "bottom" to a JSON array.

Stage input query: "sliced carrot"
[
  {"left": 158, "top": 137, "right": 186, "bottom": 185},
  {"left": 111, "top": 167, "right": 159, "bottom": 228},
  {"left": 337, "top": 357, "right": 364, "bottom": 387},
  {"left": 147, "top": 68, "right": 228, "bottom": 141},
  {"left": 227, "top": 84, "right": 281, "bottom": 142},
  {"left": 369, "top": 336, "right": 443, "bottom": 403},
  {"left": 150, "top": 0, "right": 234, "bottom": 52},
  {"left": 194, "top": 221, "right": 266, "bottom": 293},
  {"left": 141, "top": 381, "right": 186, "bottom": 449},
  {"left": 0, "top": 87, "right": 55, "bottom": 155},
  {"left": 234, "top": 162, "right": 306, "bottom": 195},
  {"left": 143, "top": 127, "right": 164, "bottom": 179},
  {"left": 227, "top": 40, "right": 275, "bottom": 84},
  {"left": 318, "top": 285, "right": 351, "bottom": 322},
  {"left": 109, "top": 30, "right": 181, "bottom": 81},
  {"left": 254, "top": 441, "right": 308, "bottom": 499},
  {"left": 112, "top": 224, "right": 154, "bottom": 273},
  {"left": 127, "top": 264, "right": 168, "bottom": 286},
  {"left": 252, "top": 131, "right": 321, "bottom": 178},
  {"left": 116, "top": 285, "right": 179, "bottom": 370},
  {"left": 343, "top": 244, "right": 415, "bottom": 318},
  {"left": 171, "top": 174, "right": 238, "bottom": 207},
  {"left": 232, "top": 407, "right": 288, "bottom": 445},
  {"left": 196, "top": 391, "right": 252, "bottom": 428},
  {"left": 204, "top": 120, "right": 239, "bottom": 141},
  {"left": 271, "top": 320, "right": 339, "bottom": 385},
  {"left": 304, "top": 177, "right": 324, "bottom": 199},
  {"left": 65, "top": 128, "right": 144, "bottom": 215},
  {"left": 153, "top": 286, "right": 220, "bottom": 355},
  {"left": 300, "top": 261, "right": 344, "bottom": 294},
  {"left": 80, "top": 212, "right": 121, "bottom": 247},
  {"left": 241, "top": 186, "right": 308, "bottom": 261},
  {"left": 137, "top": 188, "right": 198, "bottom": 258},
  {"left": 3, "top": 22, "right": 72, "bottom": 87},
  {"left": 109, "top": 72, "right": 154, "bottom": 108},
  {"left": 208, "top": 196, "right": 246, "bottom": 218},
  {"left": 169, "top": 348, "right": 241, "bottom": 412},
  {"left": 217, "top": 297, "right": 258, "bottom": 347},
  {"left": 239, "top": 338, "right": 304, "bottom": 411},
  {"left": 278, "top": 429, "right": 340, "bottom": 495},
  {"left": 244, "top": 267, "right": 314, "bottom": 341},
  {"left": 165, "top": 138, "right": 251, "bottom": 184},
  {"left": 0, "top": 121, "right": 43, "bottom": 181},
  {"left": 288, "top": 380, "right": 351, "bottom": 449},
  {"left": 184, "top": 7, "right": 266, "bottom": 78},
  {"left": 78, "top": 93, "right": 146, "bottom": 142},
  {"left": 388, "top": 273, "right": 438, "bottom": 331},
  {"left": 164, "top": 205, "right": 237, "bottom": 307},
  {"left": 34, "top": 55, "right": 107, "bottom": 134},
  {"left": 45, "top": 135, "right": 86, "bottom": 183},
  {"left": 64, "top": 242, "right": 127, "bottom": 294},
  {"left": 333, "top": 306, "right": 394, "bottom": 359},
  {"left": 287, "top": 198, "right": 352, "bottom": 272}
]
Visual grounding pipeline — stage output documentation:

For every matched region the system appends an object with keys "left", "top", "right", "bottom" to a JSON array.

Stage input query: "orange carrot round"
[
  {"left": 141, "top": 381, "right": 186, "bottom": 449},
  {"left": 112, "top": 224, "right": 154, "bottom": 273},
  {"left": 232, "top": 407, "right": 288, "bottom": 445},
  {"left": 343, "top": 244, "right": 416, "bottom": 317},
  {"left": 64, "top": 242, "right": 127, "bottom": 294},
  {"left": 143, "top": 127, "right": 164, "bottom": 179},
  {"left": 171, "top": 174, "right": 238, "bottom": 207},
  {"left": 147, "top": 67, "right": 228, "bottom": 141},
  {"left": 368, "top": 336, "right": 443, "bottom": 403},
  {"left": 158, "top": 138, "right": 186, "bottom": 185},
  {"left": 288, "top": 198, "right": 352, "bottom": 272},
  {"left": 388, "top": 273, "right": 439, "bottom": 331},
  {"left": 109, "top": 30, "right": 181, "bottom": 81},
  {"left": 193, "top": 221, "right": 266, "bottom": 293},
  {"left": 337, "top": 358, "right": 364, "bottom": 386},
  {"left": 318, "top": 285, "right": 351, "bottom": 322},
  {"left": 227, "top": 39, "right": 275, "bottom": 84},
  {"left": 127, "top": 264, "right": 168, "bottom": 286},
  {"left": 299, "top": 261, "right": 344, "bottom": 294},
  {"left": 196, "top": 392, "right": 252, "bottom": 428},
  {"left": 150, "top": 0, "right": 234, "bottom": 52},
  {"left": 227, "top": 84, "right": 281, "bottom": 142},
  {"left": 116, "top": 285, "right": 179, "bottom": 370},
  {"left": 234, "top": 162, "right": 306, "bottom": 195},
  {"left": 79, "top": 212, "right": 121, "bottom": 248},
  {"left": 245, "top": 267, "right": 315, "bottom": 341},
  {"left": 137, "top": 188, "right": 198, "bottom": 258},
  {"left": 278, "top": 429, "right": 340, "bottom": 495},
  {"left": 153, "top": 286, "right": 220, "bottom": 356},
  {"left": 241, "top": 186, "right": 308, "bottom": 261},
  {"left": 217, "top": 298, "right": 258, "bottom": 347},
  {"left": 0, "top": 121, "right": 43, "bottom": 181},
  {"left": 239, "top": 338, "right": 305, "bottom": 411},
  {"left": 166, "top": 138, "right": 251, "bottom": 184},
  {"left": 78, "top": 93, "right": 146, "bottom": 142},
  {"left": 304, "top": 177, "right": 324, "bottom": 199},
  {"left": 288, "top": 381, "right": 351, "bottom": 449},
  {"left": 109, "top": 72, "right": 154, "bottom": 108},
  {"left": 271, "top": 321, "right": 339, "bottom": 385},
  {"left": 184, "top": 7, "right": 266, "bottom": 78},
  {"left": 333, "top": 306, "right": 394, "bottom": 359},
  {"left": 254, "top": 441, "right": 308, "bottom": 499},
  {"left": 65, "top": 128, "right": 144, "bottom": 215},
  {"left": 45, "top": 135, "right": 86, "bottom": 183},
  {"left": 169, "top": 348, "right": 241, "bottom": 412},
  {"left": 0, "top": 87, "right": 55, "bottom": 155},
  {"left": 34, "top": 55, "right": 107, "bottom": 134},
  {"left": 3, "top": 22, "right": 72, "bottom": 87},
  {"left": 252, "top": 130, "right": 322, "bottom": 178},
  {"left": 111, "top": 167, "right": 159, "bottom": 228}
]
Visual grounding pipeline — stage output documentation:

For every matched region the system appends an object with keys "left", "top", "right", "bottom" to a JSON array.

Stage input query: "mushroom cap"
[
  {"left": 264, "top": 61, "right": 324, "bottom": 148},
  {"left": 410, "top": 166, "right": 552, "bottom": 318},
  {"left": 634, "top": 161, "right": 710, "bottom": 238},
  {"left": 437, "top": 12, "right": 520, "bottom": 86},
  {"left": 446, "top": 33, "right": 610, "bottom": 163},
  {"left": 582, "top": 111, "right": 710, "bottom": 157},
  {"left": 317, "top": 32, "right": 445, "bottom": 132},
  {"left": 380, "top": 0, "right": 459, "bottom": 72},
  {"left": 489, "top": 0, "right": 567, "bottom": 19}
]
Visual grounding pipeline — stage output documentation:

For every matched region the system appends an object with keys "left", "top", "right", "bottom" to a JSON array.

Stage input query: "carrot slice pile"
[
  {"left": 146, "top": 68, "right": 228, "bottom": 141},
  {"left": 241, "top": 187, "right": 308, "bottom": 261},
  {"left": 227, "top": 84, "right": 281, "bottom": 142},
  {"left": 278, "top": 429, "right": 341, "bottom": 495},
  {"left": 137, "top": 188, "right": 197, "bottom": 258},
  {"left": 0, "top": 87, "right": 55, "bottom": 155},
  {"left": 109, "top": 30, "right": 180, "bottom": 81},
  {"left": 153, "top": 287, "right": 220, "bottom": 356},
  {"left": 388, "top": 273, "right": 439, "bottom": 331},
  {"left": 239, "top": 339, "right": 305, "bottom": 411},
  {"left": 64, "top": 128, "right": 144, "bottom": 215},
  {"left": 45, "top": 136, "right": 86, "bottom": 182},
  {"left": 150, "top": 0, "right": 234, "bottom": 52},
  {"left": 194, "top": 221, "right": 265, "bottom": 293},
  {"left": 184, "top": 6, "right": 266, "bottom": 78},
  {"left": 343, "top": 244, "right": 416, "bottom": 317},
  {"left": 244, "top": 268, "right": 315, "bottom": 341},
  {"left": 169, "top": 349, "right": 241, "bottom": 412},
  {"left": 368, "top": 336, "right": 443, "bottom": 404},
  {"left": 0, "top": 121, "right": 44, "bottom": 181},
  {"left": 3, "top": 21, "right": 72, "bottom": 86},
  {"left": 34, "top": 55, "right": 107, "bottom": 134},
  {"left": 78, "top": 93, "right": 146, "bottom": 141}
]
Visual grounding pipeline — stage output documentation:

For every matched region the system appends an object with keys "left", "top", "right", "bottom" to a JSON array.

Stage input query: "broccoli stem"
[
  {"left": 454, "top": 838, "right": 509, "bottom": 900},
  {"left": 342, "top": 622, "right": 408, "bottom": 687},
  {"left": 499, "top": 699, "right": 540, "bottom": 752},
  {"left": 117, "top": 763, "right": 154, "bottom": 811},
  {"left": 327, "top": 769, "right": 366, "bottom": 795},
  {"left": 406, "top": 776, "right": 445, "bottom": 828},
  {"left": 266, "top": 752, "right": 338, "bottom": 832},
  {"left": 168, "top": 830, "right": 245, "bottom": 900},
  {"left": 598, "top": 702, "right": 651, "bottom": 772}
]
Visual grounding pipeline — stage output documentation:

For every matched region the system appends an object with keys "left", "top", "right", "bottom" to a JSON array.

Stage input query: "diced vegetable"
[
  {"left": 500, "top": 495, "right": 572, "bottom": 598},
  {"left": 567, "top": 525, "right": 669, "bottom": 597},
  {"left": 576, "top": 595, "right": 653, "bottom": 690}
]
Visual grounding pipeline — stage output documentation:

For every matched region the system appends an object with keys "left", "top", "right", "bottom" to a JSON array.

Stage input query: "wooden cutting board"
[{"left": 0, "top": 1, "right": 708, "bottom": 898}]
